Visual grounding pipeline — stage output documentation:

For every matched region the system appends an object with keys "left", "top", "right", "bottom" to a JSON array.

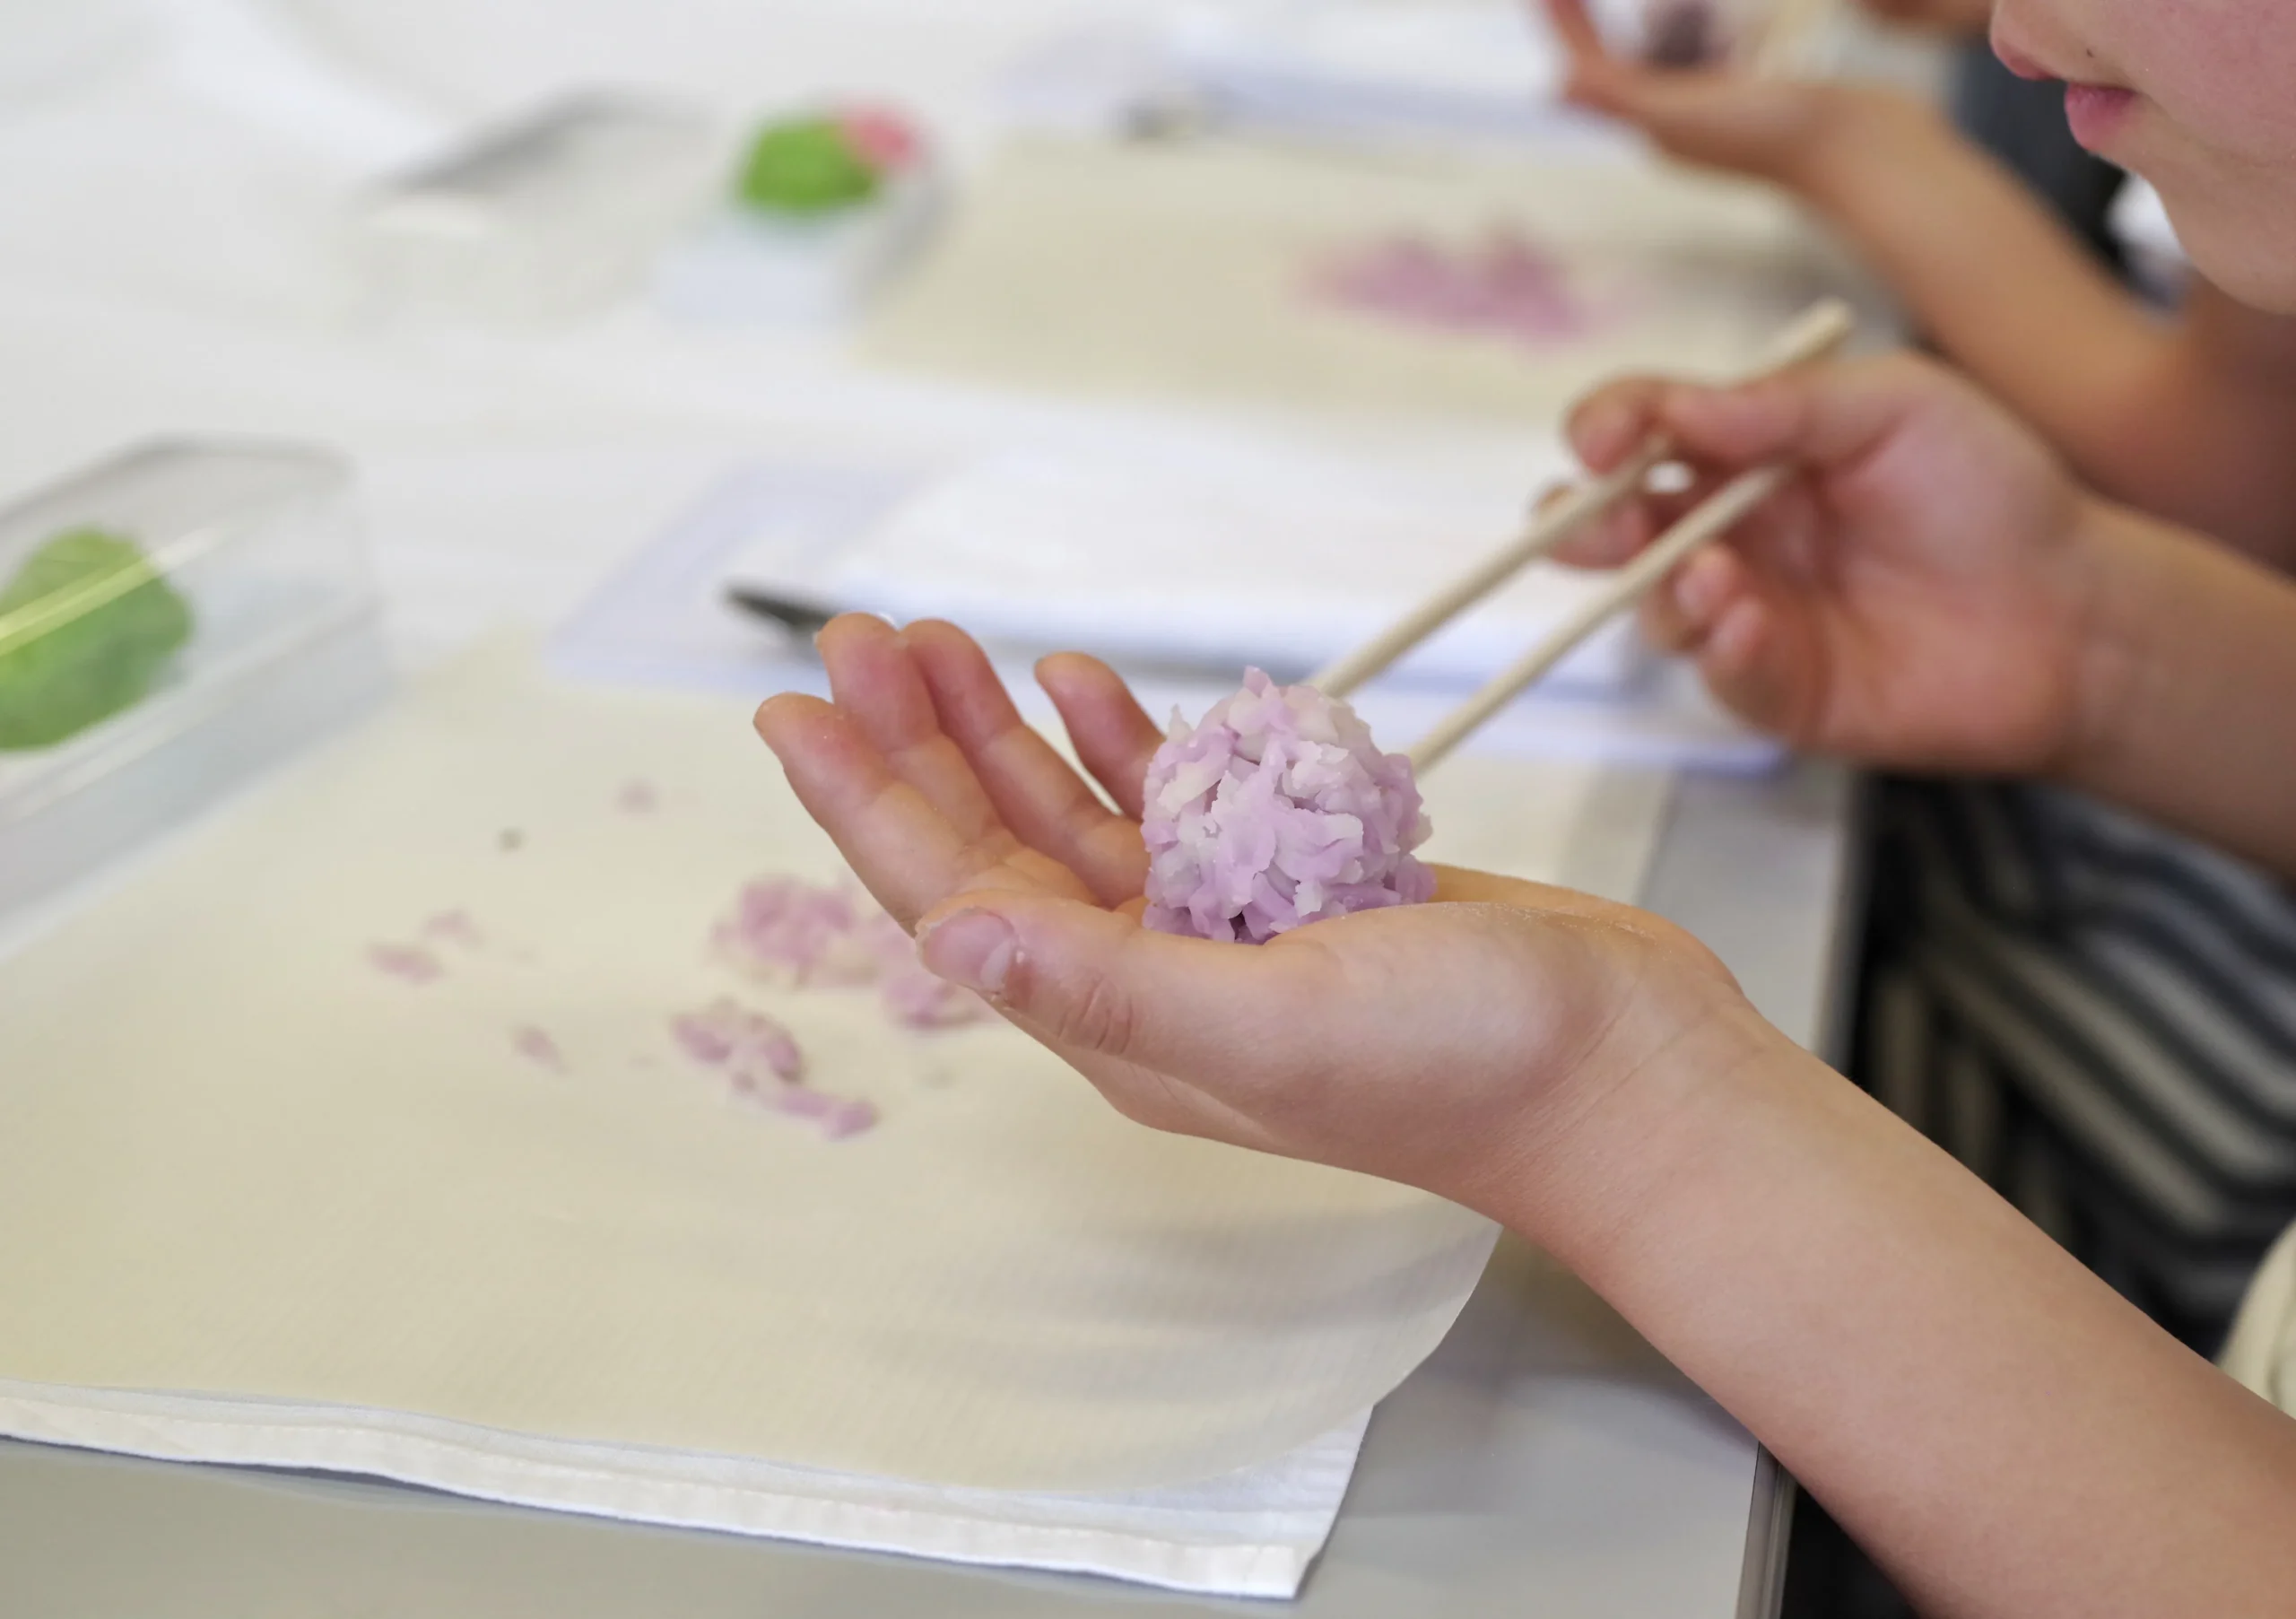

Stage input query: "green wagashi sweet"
[
  {"left": 0, "top": 527, "right": 194, "bottom": 751},
  {"left": 735, "top": 117, "right": 882, "bottom": 216}
]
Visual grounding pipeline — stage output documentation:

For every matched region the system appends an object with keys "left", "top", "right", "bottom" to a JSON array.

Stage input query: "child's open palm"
[{"left": 754, "top": 616, "right": 1759, "bottom": 1215}]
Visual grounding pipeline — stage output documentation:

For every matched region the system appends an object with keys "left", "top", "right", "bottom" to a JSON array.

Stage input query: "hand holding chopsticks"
[
  {"left": 1307, "top": 297, "right": 1856, "bottom": 768},
  {"left": 1404, "top": 459, "right": 1795, "bottom": 769}
]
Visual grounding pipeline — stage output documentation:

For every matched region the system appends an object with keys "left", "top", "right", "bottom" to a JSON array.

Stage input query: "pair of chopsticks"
[{"left": 1306, "top": 296, "right": 1856, "bottom": 770}]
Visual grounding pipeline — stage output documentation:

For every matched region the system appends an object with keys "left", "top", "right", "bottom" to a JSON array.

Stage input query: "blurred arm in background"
[{"left": 1544, "top": 0, "right": 2296, "bottom": 567}]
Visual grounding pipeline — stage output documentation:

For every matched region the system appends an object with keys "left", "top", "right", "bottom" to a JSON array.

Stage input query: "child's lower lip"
[{"left": 2064, "top": 83, "right": 2136, "bottom": 150}]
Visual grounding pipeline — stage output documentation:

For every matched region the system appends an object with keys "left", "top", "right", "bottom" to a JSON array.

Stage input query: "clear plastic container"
[
  {"left": 0, "top": 440, "right": 392, "bottom": 920},
  {"left": 353, "top": 91, "right": 720, "bottom": 325},
  {"left": 653, "top": 167, "right": 944, "bottom": 325},
  {"left": 654, "top": 106, "right": 943, "bottom": 326}
]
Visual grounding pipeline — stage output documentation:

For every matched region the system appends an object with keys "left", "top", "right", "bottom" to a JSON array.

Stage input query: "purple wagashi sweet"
[{"left": 1140, "top": 669, "right": 1435, "bottom": 944}]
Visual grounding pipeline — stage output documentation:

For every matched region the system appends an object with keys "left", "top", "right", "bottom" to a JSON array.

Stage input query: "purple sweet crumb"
[
  {"left": 672, "top": 996, "right": 804, "bottom": 1082},
  {"left": 714, "top": 875, "right": 990, "bottom": 1030},
  {"left": 1314, "top": 229, "right": 1596, "bottom": 348},
  {"left": 855, "top": 910, "right": 993, "bottom": 1030},
  {"left": 713, "top": 876, "right": 879, "bottom": 987},
  {"left": 422, "top": 909, "right": 484, "bottom": 948},
  {"left": 878, "top": 958, "right": 993, "bottom": 1030},
  {"left": 1140, "top": 668, "right": 1435, "bottom": 944},
  {"left": 771, "top": 1087, "right": 879, "bottom": 1139},
  {"left": 669, "top": 996, "right": 875, "bottom": 1139},
  {"left": 513, "top": 1024, "right": 567, "bottom": 1072},
  {"left": 368, "top": 942, "right": 446, "bottom": 984}
]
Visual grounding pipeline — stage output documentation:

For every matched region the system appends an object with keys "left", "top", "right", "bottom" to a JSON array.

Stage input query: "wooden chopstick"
[
  {"left": 1405, "top": 460, "right": 1789, "bottom": 770},
  {"left": 1309, "top": 296, "right": 1855, "bottom": 701}
]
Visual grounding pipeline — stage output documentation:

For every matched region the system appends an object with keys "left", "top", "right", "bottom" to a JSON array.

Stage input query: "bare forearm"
[
  {"left": 1793, "top": 96, "right": 2153, "bottom": 435},
  {"left": 1507, "top": 1014, "right": 2296, "bottom": 1619},
  {"left": 2095, "top": 285, "right": 2296, "bottom": 566},
  {"left": 2064, "top": 500, "right": 2296, "bottom": 875},
  {"left": 1791, "top": 102, "right": 2296, "bottom": 561}
]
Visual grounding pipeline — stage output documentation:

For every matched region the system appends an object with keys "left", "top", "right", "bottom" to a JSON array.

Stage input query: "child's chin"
[{"left": 2152, "top": 170, "right": 2296, "bottom": 317}]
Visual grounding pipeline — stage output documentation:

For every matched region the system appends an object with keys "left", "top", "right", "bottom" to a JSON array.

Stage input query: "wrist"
[
  {"left": 1480, "top": 974, "right": 1805, "bottom": 1269},
  {"left": 2046, "top": 500, "right": 2296, "bottom": 874},
  {"left": 2050, "top": 497, "right": 2169, "bottom": 794}
]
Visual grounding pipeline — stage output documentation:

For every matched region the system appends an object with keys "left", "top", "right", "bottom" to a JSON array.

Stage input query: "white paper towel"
[
  {"left": 0, "top": 644, "right": 1509, "bottom": 1495},
  {"left": 0, "top": 1381, "right": 1373, "bottom": 1598},
  {"left": 726, "top": 448, "right": 1649, "bottom": 693},
  {"left": 0, "top": 643, "right": 1678, "bottom": 1589}
]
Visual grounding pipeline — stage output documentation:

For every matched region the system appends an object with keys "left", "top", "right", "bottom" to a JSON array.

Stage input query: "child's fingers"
[
  {"left": 1578, "top": 359, "right": 1943, "bottom": 508},
  {"left": 1639, "top": 545, "right": 1737, "bottom": 655},
  {"left": 1546, "top": 468, "right": 1732, "bottom": 570},
  {"left": 1637, "top": 542, "right": 1826, "bottom": 748},
  {"left": 815, "top": 614, "right": 1004, "bottom": 847},
  {"left": 1035, "top": 652, "right": 1167, "bottom": 821},
  {"left": 1695, "top": 591, "right": 1819, "bottom": 745},
  {"left": 1537, "top": 0, "right": 1610, "bottom": 64},
  {"left": 1553, "top": 377, "right": 1700, "bottom": 571},
  {"left": 1601, "top": 68, "right": 1781, "bottom": 152},
  {"left": 752, "top": 693, "right": 1005, "bottom": 926},
  {"left": 1650, "top": 355, "right": 1938, "bottom": 476},
  {"left": 1546, "top": 483, "right": 1657, "bottom": 569},
  {"left": 904, "top": 621, "right": 1150, "bottom": 908},
  {"left": 1565, "top": 378, "right": 1668, "bottom": 470}
]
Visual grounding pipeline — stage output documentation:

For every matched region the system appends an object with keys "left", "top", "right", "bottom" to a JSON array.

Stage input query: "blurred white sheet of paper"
[
  {"left": 0, "top": 643, "right": 1673, "bottom": 1586},
  {"left": 1168, "top": 0, "right": 1634, "bottom": 140},
  {"left": 726, "top": 448, "right": 1647, "bottom": 692},
  {"left": 994, "top": 0, "right": 1649, "bottom": 147},
  {"left": 557, "top": 457, "right": 1784, "bottom": 773}
]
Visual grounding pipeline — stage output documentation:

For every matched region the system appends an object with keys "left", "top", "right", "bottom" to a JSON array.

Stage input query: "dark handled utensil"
[
  {"left": 723, "top": 585, "right": 1301, "bottom": 684},
  {"left": 725, "top": 584, "right": 844, "bottom": 641}
]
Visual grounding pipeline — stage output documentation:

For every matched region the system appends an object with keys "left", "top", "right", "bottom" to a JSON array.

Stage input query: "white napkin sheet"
[
  {"left": 0, "top": 1381, "right": 1372, "bottom": 1598},
  {"left": 727, "top": 448, "right": 1650, "bottom": 693},
  {"left": 0, "top": 648, "right": 1703, "bottom": 1594}
]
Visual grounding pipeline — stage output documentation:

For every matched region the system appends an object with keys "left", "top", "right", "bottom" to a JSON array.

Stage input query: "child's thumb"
[{"left": 913, "top": 894, "right": 1320, "bottom": 1078}]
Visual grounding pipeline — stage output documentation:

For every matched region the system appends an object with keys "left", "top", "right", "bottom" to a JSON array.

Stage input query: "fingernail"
[{"left": 918, "top": 910, "right": 1018, "bottom": 997}]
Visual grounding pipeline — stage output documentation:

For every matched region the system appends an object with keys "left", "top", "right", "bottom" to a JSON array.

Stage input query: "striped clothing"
[{"left": 1857, "top": 779, "right": 2296, "bottom": 1349}]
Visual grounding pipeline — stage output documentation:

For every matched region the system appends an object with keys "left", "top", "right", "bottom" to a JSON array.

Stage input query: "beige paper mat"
[
  {"left": 865, "top": 136, "right": 1864, "bottom": 422},
  {"left": 0, "top": 645, "right": 1667, "bottom": 1492}
]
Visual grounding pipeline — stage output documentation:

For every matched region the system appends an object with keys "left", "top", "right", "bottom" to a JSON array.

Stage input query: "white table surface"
[{"left": 0, "top": 3, "right": 1876, "bottom": 1609}]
